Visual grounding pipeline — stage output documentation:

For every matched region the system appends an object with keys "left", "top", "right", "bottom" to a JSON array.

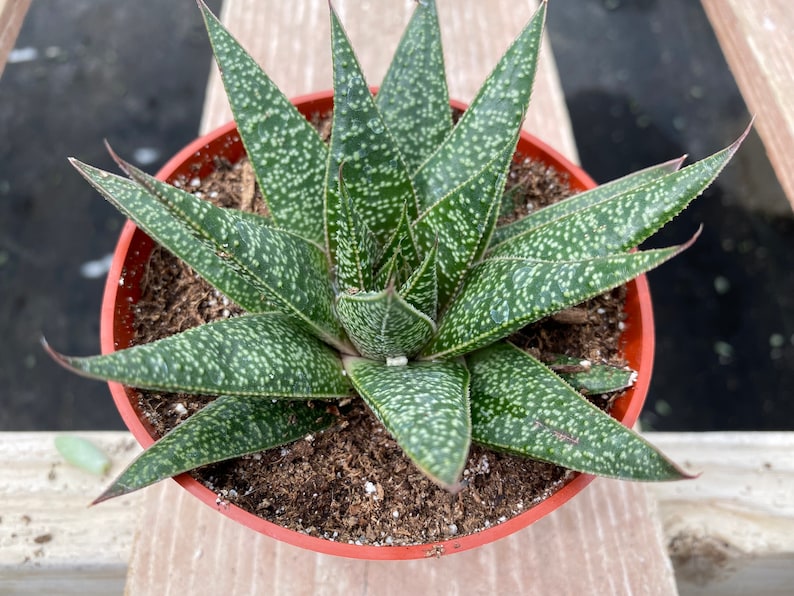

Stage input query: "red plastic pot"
[{"left": 101, "top": 90, "right": 655, "bottom": 560}]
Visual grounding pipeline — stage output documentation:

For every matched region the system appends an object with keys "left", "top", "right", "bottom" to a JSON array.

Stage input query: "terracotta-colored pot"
[{"left": 101, "top": 90, "right": 655, "bottom": 560}]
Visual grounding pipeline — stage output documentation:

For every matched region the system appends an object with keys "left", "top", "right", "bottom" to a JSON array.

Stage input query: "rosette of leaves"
[{"left": 47, "top": 0, "right": 743, "bottom": 501}]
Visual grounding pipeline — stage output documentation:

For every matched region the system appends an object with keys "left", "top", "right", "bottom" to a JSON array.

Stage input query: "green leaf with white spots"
[
  {"left": 200, "top": 2, "right": 327, "bottom": 244},
  {"left": 335, "top": 172, "right": 377, "bottom": 292},
  {"left": 489, "top": 141, "right": 741, "bottom": 261},
  {"left": 412, "top": 1, "right": 545, "bottom": 210},
  {"left": 325, "top": 8, "right": 418, "bottom": 256},
  {"left": 336, "top": 287, "right": 436, "bottom": 360},
  {"left": 490, "top": 155, "right": 686, "bottom": 247},
  {"left": 47, "top": 314, "right": 351, "bottom": 398},
  {"left": 423, "top": 241, "right": 691, "bottom": 360},
  {"left": 70, "top": 159, "right": 268, "bottom": 313},
  {"left": 375, "top": 0, "right": 451, "bottom": 173},
  {"left": 116, "top": 163, "right": 350, "bottom": 350},
  {"left": 399, "top": 241, "right": 438, "bottom": 319},
  {"left": 413, "top": 140, "right": 514, "bottom": 307},
  {"left": 375, "top": 202, "right": 421, "bottom": 273},
  {"left": 546, "top": 354, "right": 637, "bottom": 395},
  {"left": 95, "top": 396, "right": 336, "bottom": 503},
  {"left": 343, "top": 356, "right": 471, "bottom": 489},
  {"left": 468, "top": 343, "right": 688, "bottom": 480}
]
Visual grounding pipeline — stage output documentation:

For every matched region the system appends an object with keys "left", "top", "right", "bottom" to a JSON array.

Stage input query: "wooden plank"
[
  {"left": 0, "top": 432, "right": 141, "bottom": 594},
  {"left": 648, "top": 432, "right": 794, "bottom": 596},
  {"left": 125, "top": 1, "right": 673, "bottom": 593},
  {"left": 125, "top": 475, "right": 676, "bottom": 595},
  {"left": 1, "top": 431, "right": 791, "bottom": 593},
  {"left": 0, "top": 0, "right": 32, "bottom": 78},
  {"left": 700, "top": 0, "right": 794, "bottom": 211}
]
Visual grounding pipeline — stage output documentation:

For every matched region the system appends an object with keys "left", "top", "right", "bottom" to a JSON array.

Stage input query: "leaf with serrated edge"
[
  {"left": 46, "top": 314, "right": 351, "bottom": 398},
  {"left": 336, "top": 287, "right": 435, "bottom": 360},
  {"left": 412, "top": 1, "right": 545, "bottom": 210},
  {"left": 400, "top": 241, "right": 438, "bottom": 319},
  {"left": 375, "top": 0, "right": 451, "bottom": 173},
  {"left": 70, "top": 159, "right": 268, "bottom": 313},
  {"left": 489, "top": 137, "right": 743, "bottom": 261},
  {"left": 115, "top": 161, "right": 350, "bottom": 351},
  {"left": 423, "top": 238, "right": 695, "bottom": 360},
  {"left": 413, "top": 140, "right": 514, "bottom": 308},
  {"left": 468, "top": 343, "right": 689, "bottom": 480},
  {"left": 335, "top": 171, "right": 377, "bottom": 292},
  {"left": 325, "top": 8, "right": 418, "bottom": 256},
  {"left": 546, "top": 354, "right": 637, "bottom": 395},
  {"left": 343, "top": 357, "right": 470, "bottom": 489},
  {"left": 490, "top": 155, "right": 686, "bottom": 247},
  {"left": 94, "top": 396, "right": 336, "bottom": 502},
  {"left": 375, "top": 202, "right": 421, "bottom": 273},
  {"left": 200, "top": 2, "right": 327, "bottom": 244}
]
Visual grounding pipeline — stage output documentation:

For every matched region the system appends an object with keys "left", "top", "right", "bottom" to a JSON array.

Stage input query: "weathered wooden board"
[
  {"left": 700, "top": 0, "right": 794, "bottom": 211},
  {"left": 0, "top": 0, "right": 32, "bottom": 78}
]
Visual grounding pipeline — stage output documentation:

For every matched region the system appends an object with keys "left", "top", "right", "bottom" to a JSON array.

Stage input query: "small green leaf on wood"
[
  {"left": 343, "top": 356, "right": 471, "bottom": 489},
  {"left": 94, "top": 396, "right": 336, "bottom": 503},
  {"left": 55, "top": 436, "right": 111, "bottom": 476},
  {"left": 468, "top": 342, "right": 690, "bottom": 480}
]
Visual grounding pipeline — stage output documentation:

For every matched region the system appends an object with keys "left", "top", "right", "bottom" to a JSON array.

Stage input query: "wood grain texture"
[
  {"left": 700, "top": 0, "right": 794, "bottom": 211},
  {"left": 0, "top": 432, "right": 141, "bottom": 595},
  {"left": 3, "top": 432, "right": 792, "bottom": 593},
  {"left": 125, "top": 476, "right": 676, "bottom": 595},
  {"left": 648, "top": 432, "right": 794, "bottom": 596},
  {"left": 0, "top": 0, "right": 32, "bottom": 78}
]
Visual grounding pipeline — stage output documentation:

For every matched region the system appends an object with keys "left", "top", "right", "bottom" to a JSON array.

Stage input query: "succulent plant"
[{"left": 47, "top": 0, "right": 742, "bottom": 502}]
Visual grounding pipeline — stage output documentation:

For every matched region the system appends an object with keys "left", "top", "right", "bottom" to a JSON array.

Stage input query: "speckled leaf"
[
  {"left": 94, "top": 396, "right": 336, "bottom": 502},
  {"left": 114, "top": 163, "right": 349, "bottom": 350},
  {"left": 489, "top": 139, "right": 742, "bottom": 261},
  {"left": 374, "top": 0, "right": 451, "bottom": 173},
  {"left": 423, "top": 240, "right": 692, "bottom": 360},
  {"left": 412, "top": 1, "right": 545, "bottom": 210},
  {"left": 490, "top": 156, "right": 686, "bottom": 247},
  {"left": 343, "top": 356, "right": 470, "bottom": 489},
  {"left": 336, "top": 287, "right": 435, "bottom": 360},
  {"left": 468, "top": 342, "right": 688, "bottom": 480},
  {"left": 413, "top": 141, "right": 514, "bottom": 307},
  {"left": 47, "top": 314, "right": 351, "bottom": 398},
  {"left": 546, "top": 354, "right": 637, "bottom": 395},
  {"left": 335, "top": 172, "right": 377, "bottom": 292},
  {"left": 325, "top": 8, "right": 418, "bottom": 256},
  {"left": 200, "top": 2, "right": 327, "bottom": 244},
  {"left": 70, "top": 159, "right": 268, "bottom": 313},
  {"left": 399, "top": 241, "right": 438, "bottom": 319},
  {"left": 375, "top": 202, "right": 421, "bottom": 273},
  {"left": 373, "top": 250, "right": 408, "bottom": 290}
]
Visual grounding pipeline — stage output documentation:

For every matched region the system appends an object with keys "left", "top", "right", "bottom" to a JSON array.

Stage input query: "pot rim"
[{"left": 101, "top": 89, "right": 655, "bottom": 560}]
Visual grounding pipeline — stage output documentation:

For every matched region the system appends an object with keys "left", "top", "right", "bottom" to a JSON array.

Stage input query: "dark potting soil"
[{"left": 130, "top": 120, "right": 629, "bottom": 547}]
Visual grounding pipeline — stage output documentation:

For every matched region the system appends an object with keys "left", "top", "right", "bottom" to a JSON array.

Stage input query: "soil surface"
[{"left": 129, "top": 132, "right": 630, "bottom": 546}]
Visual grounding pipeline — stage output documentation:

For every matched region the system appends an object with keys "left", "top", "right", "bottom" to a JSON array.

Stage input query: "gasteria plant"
[{"left": 48, "top": 0, "right": 741, "bottom": 502}]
